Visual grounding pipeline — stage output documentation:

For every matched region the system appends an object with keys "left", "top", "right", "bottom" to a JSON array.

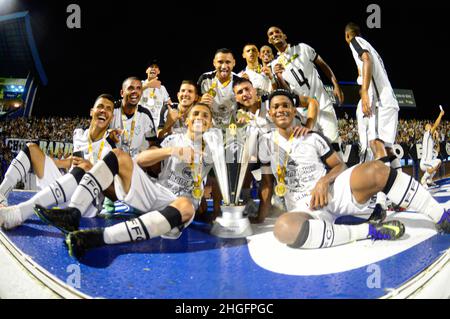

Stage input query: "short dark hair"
[
  {"left": 95, "top": 93, "right": 115, "bottom": 105},
  {"left": 243, "top": 43, "right": 258, "bottom": 50},
  {"left": 268, "top": 89, "right": 299, "bottom": 108},
  {"left": 232, "top": 76, "right": 253, "bottom": 90},
  {"left": 180, "top": 80, "right": 199, "bottom": 95},
  {"left": 122, "top": 76, "right": 141, "bottom": 89},
  {"left": 214, "top": 48, "right": 234, "bottom": 58},
  {"left": 345, "top": 22, "right": 361, "bottom": 37},
  {"left": 189, "top": 102, "right": 213, "bottom": 118}
]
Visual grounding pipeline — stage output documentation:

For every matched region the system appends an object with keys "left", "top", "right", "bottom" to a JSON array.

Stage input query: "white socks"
[
  {"left": 385, "top": 170, "right": 444, "bottom": 223},
  {"left": 103, "top": 206, "right": 183, "bottom": 244},
  {"left": 390, "top": 157, "right": 402, "bottom": 172},
  {"left": 290, "top": 219, "right": 369, "bottom": 249},
  {"left": 18, "top": 170, "right": 81, "bottom": 221},
  {"left": 0, "top": 149, "right": 31, "bottom": 198},
  {"left": 69, "top": 160, "right": 115, "bottom": 216},
  {"left": 103, "top": 211, "right": 172, "bottom": 244}
]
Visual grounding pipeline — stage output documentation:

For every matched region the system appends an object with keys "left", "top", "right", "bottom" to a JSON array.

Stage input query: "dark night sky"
[{"left": 2, "top": 0, "right": 449, "bottom": 119}]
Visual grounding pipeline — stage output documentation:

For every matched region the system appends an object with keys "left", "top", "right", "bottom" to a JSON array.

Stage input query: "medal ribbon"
[
  {"left": 275, "top": 130, "right": 294, "bottom": 184},
  {"left": 88, "top": 130, "right": 107, "bottom": 164},
  {"left": 208, "top": 78, "right": 218, "bottom": 96},
  {"left": 121, "top": 108, "right": 136, "bottom": 154},
  {"left": 279, "top": 53, "right": 299, "bottom": 67},
  {"left": 149, "top": 88, "right": 156, "bottom": 99}
]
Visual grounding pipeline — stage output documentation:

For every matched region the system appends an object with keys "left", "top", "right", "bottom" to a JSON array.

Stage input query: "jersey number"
[{"left": 290, "top": 68, "right": 310, "bottom": 90}]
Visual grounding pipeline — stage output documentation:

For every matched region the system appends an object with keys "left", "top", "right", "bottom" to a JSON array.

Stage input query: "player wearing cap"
[{"left": 141, "top": 61, "right": 172, "bottom": 128}]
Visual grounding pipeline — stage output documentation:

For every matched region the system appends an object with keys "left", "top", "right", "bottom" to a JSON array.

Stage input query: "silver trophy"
[{"left": 203, "top": 123, "right": 257, "bottom": 238}]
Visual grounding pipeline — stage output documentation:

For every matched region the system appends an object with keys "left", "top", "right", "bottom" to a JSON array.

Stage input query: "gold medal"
[
  {"left": 229, "top": 123, "right": 237, "bottom": 135},
  {"left": 275, "top": 182, "right": 287, "bottom": 197},
  {"left": 208, "top": 79, "right": 217, "bottom": 97},
  {"left": 236, "top": 109, "right": 251, "bottom": 123},
  {"left": 192, "top": 187, "right": 204, "bottom": 200}
]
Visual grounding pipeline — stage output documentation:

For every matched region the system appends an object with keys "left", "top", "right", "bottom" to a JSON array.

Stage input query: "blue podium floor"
[{"left": 2, "top": 179, "right": 450, "bottom": 299}]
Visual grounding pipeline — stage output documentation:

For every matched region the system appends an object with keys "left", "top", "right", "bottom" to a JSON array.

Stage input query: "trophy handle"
[
  {"left": 234, "top": 129, "right": 258, "bottom": 205},
  {"left": 204, "top": 129, "right": 230, "bottom": 205}
]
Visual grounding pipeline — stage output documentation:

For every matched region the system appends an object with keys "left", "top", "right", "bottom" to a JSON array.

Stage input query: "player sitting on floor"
[
  {"left": 258, "top": 90, "right": 450, "bottom": 249},
  {"left": 34, "top": 103, "right": 215, "bottom": 258},
  {"left": 0, "top": 94, "right": 116, "bottom": 229}
]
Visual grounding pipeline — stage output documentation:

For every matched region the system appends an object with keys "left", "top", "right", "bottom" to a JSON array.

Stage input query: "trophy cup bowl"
[{"left": 203, "top": 127, "right": 254, "bottom": 238}]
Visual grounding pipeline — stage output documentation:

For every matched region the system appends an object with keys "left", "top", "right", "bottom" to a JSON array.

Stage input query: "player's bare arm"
[
  {"left": 314, "top": 55, "right": 344, "bottom": 105},
  {"left": 310, "top": 152, "right": 346, "bottom": 210},
  {"left": 273, "top": 63, "right": 290, "bottom": 90},
  {"left": 250, "top": 172, "right": 274, "bottom": 224},
  {"left": 136, "top": 146, "right": 195, "bottom": 168},
  {"left": 142, "top": 78, "right": 161, "bottom": 90},
  {"left": 53, "top": 157, "right": 74, "bottom": 170},
  {"left": 360, "top": 51, "right": 373, "bottom": 117},
  {"left": 431, "top": 109, "right": 445, "bottom": 134},
  {"left": 157, "top": 105, "right": 179, "bottom": 139},
  {"left": 299, "top": 96, "right": 319, "bottom": 130}
]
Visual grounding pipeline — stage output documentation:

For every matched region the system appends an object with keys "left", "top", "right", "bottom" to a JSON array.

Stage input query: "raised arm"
[
  {"left": 431, "top": 109, "right": 445, "bottom": 135},
  {"left": 314, "top": 55, "right": 344, "bottom": 105},
  {"left": 299, "top": 96, "right": 319, "bottom": 130}
]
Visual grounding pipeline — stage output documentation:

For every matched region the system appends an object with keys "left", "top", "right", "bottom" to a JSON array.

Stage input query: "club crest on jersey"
[
  {"left": 182, "top": 167, "right": 193, "bottom": 179},
  {"left": 134, "top": 125, "right": 141, "bottom": 135}
]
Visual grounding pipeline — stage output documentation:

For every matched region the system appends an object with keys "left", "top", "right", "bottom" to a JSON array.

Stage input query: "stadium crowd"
[
  {"left": 0, "top": 116, "right": 90, "bottom": 142},
  {"left": 1, "top": 115, "right": 448, "bottom": 183},
  {"left": 339, "top": 116, "right": 450, "bottom": 147},
  {"left": 0, "top": 23, "right": 449, "bottom": 257}
]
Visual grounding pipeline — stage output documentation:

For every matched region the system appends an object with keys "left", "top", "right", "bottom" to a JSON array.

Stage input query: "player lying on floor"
[
  {"left": 257, "top": 90, "right": 450, "bottom": 249},
  {"left": 33, "top": 103, "right": 216, "bottom": 258},
  {"left": 0, "top": 94, "right": 117, "bottom": 229}
]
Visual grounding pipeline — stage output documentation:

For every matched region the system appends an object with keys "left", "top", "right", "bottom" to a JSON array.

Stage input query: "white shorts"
[
  {"left": 316, "top": 103, "right": 339, "bottom": 144},
  {"left": 114, "top": 161, "right": 196, "bottom": 238},
  {"left": 357, "top": 100, "right": 398, "bottom": 148},
  {"left": 114, "top": 161, "right": 177, "bottom": 213},
  {"left": 420, "top": 158, "right": 441, "bottom": 172},
  {"left": 36, "top": 156, "right": 63, "bottom": 190},
  {"left": 288, "top": 165, "right": 373, "bottom": 222}
]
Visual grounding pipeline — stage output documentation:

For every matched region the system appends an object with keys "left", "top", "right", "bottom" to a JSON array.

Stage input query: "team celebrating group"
[{"left": 0, "top": 24, "right": 448, "bottom": 259}]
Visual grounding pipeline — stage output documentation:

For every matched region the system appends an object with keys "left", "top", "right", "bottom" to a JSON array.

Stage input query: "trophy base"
[{"left": 210, "top": 205, "right": 253, "bottom": 238}]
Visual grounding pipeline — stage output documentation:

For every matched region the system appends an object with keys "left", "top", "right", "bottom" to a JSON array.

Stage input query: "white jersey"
[
  {"left": 198, "top": 71, "right": 241, "bottom": 127},
  {"left": 158, "top": 103, "right": 187, "bottom": 134},
  {"left": 72, "top": 128, "right": 116, "bottom": 217},
  {"left": 158, "top": 133, "right": 213, "bottom": 202},
  {"left": 140, "top": 82, "right": 171, "bottom": 128},
  {"left": 72, "top": 128, "right": 115, "bottom": 163},
  {"left": 270, "top": 43, "right": 333, "bottom": 110},
  {"left": 239, "top": 66, "right": 272, "bottom": 95},
  {"left": 421, "top": 130, "right": 434, "bottom": 163},
  {"left": 110, "top": 103, "right": 157, "bottom": 158},
  {"left": 349, "top": 36, "right": 399, "bottom": 110},
  {"left": 259, "top": 131, "right": 334, "bottom": 211}
]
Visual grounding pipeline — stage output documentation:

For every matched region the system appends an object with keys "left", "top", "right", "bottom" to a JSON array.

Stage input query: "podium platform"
[{"left": 1, "top": 181, "right": 450, "bottom": 299}]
